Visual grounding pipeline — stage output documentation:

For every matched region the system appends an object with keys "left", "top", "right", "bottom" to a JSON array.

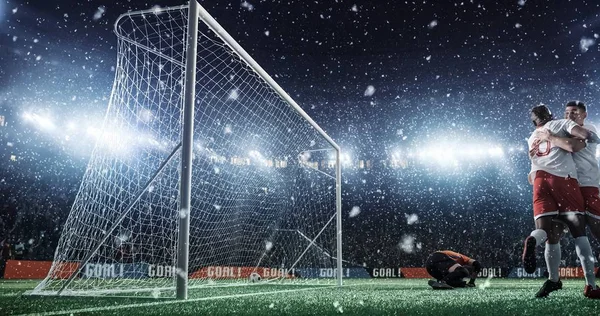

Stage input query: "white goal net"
[{"left": 31, "top": 2, "right": 341, "bottom": 298}]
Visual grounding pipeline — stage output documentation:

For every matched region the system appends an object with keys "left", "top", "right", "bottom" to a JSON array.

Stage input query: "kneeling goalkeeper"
[{"left": 425, "top": 250, "right": 482, "bottom": 289}]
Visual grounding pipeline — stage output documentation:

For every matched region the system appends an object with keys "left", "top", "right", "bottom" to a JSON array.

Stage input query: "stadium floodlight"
[
  {"left": 415, "top": 142, "right": 506, "bottom": 166},
  {"left": 487, "top": 146, "right": 504, "bottom": 157},
  {"left": 340, "top": 152, "right": 352, "bottom": 167},
  {"left": 29, "top": 1, "right": 341, "bottom": 299}
]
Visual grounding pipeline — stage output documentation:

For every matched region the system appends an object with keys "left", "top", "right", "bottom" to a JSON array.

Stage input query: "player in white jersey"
[
  {"left": 522, "top": 104, "right": 600, "bottom": 298},
  {"left": 563, "top": 101, "right": 600, "bottom": 241},
  {"left": 538, "top": 101, "right": 600, "bottom": 277}
]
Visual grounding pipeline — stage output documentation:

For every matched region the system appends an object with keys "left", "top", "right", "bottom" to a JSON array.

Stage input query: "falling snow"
[
  {"left": 349, "top": 206, "right": 361, "bottom": 217},
  {"left": 405, "top": 213, "right": 418, "bottom": 225},
  {"left": 241, "top": 1, "right": 254, "bottom": 11},
  {"left": 580, "top": 37, "right": 595, "bottom": 53},
  {"left": 0, "top": 2, "right": 596, "bottom": 299},
  {"left": 93, "top": 6, "right": 106, "bottom": 21},
  {"left": 399, "top": 235, "right": 417, "bottom": 253},
  {"left": 228, "top": 89, "right": 239, "bottom": 100}
]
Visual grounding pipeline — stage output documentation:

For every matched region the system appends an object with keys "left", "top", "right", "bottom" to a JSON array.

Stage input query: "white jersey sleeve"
[
  {"left": 545, "top": 119, "right": 578, "bottom": 136},
  {"left": 573, "top": 123, "right": 600, "bottom": 188},
  {"left": 527, "top": 119, "right": 579, "bottom": 184}
]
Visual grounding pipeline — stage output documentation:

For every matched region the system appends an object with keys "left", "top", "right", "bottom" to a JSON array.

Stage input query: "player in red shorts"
[
  {"left": 538, "top": 101, "right": 600, "bottom": 278},
  {"left": 425, "top": 250, "right": 481, "bottom": 289},
  {"left": 523, "top": 104, "right": 600, "bottom": 298},
  {"left": 563, "top": 101, "right": 600, "bottom": 262}
]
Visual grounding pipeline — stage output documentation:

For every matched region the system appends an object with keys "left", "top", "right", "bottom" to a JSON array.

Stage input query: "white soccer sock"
[
  {"left": 530, "top": 229, "right": 548, "bottom": 246},
  {"left": 545, "top": 243, "right": 561, "bottom": 282},
  {"left": 574, "top": 236, "right": 596, "bottom": 287}
]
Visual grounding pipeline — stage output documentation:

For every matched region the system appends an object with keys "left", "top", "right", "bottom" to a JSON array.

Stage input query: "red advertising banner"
[
  {"left": 558, "top": 267, "right": 584, "bottom": 279},
  {"left": 190, "top": 266, "right": 294, "bottom": 279},
  {"left": 4, "top": 260, "right": 78, "bottom": 279},
  {"left": 400, "top": 268, "right": 430, "bottom": 278}
]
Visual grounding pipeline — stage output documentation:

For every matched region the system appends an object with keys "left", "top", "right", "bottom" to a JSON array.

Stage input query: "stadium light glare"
[
  {"left": 86, "top": 126, "right": 100, "bottom": 137},
  {"left": 249, "top": 149, "right": 271, "bottom": 167},
  {"left": 488, "top": 146, "right": 504, "bottom": 157},
  {"left": 33, "top": 114, "right": 55, "bottom": 131},
  {"left": 248, "top": 150, "right": 262, "bottom": 158},
  {"left": 23, "top": 111, "right": 55, "bottom": 131},
  {"left": 463, "top": 147, "right": 486, "bottom": 159},
  {"left": 22, "top": 112, "right": 33, "bottom": 121},
  {"left": 86, "top": 126, "right": 133, "bottom": 156},
  {"left": 138, "top": 108, "right": 153, "bottom": 123},
  {"left": 508, "top": 146, "right": 525, "bottom": 154},
  {"left": 341, "top": 152, "right": 352, "bottom": 166},
  {"left": 144, "top": 136, "right": 161, "bottom": 149},
  {"left": 414, "top": 142, "right": 505, "bottom": 168},
  {"left": 417, "top": 146, "right": 453, "bottom": 160}
]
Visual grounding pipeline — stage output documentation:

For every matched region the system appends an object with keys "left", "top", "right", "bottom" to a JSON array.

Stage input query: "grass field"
[{"left": 1, "top": 279, "right": 600, "bottom": 315}]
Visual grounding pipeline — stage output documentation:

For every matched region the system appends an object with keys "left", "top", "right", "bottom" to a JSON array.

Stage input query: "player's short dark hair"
[
  {"left": 566, "top": 100, "right": 586, "bottom": 112},
  {"left": 531, "top": 104, "right": 553, "bottom": 123}
]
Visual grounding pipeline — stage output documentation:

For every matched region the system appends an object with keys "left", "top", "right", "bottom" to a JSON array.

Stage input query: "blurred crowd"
[{"left": 0, "top": 149, "right": 593, "bottom": 278}]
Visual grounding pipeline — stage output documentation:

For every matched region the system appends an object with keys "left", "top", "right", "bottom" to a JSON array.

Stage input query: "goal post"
[
  {"left": 176, "top": 0, "right": 199, "bottom": 300},
  {"left": 30, "top": 1, "right": 342, "bottom": 299}
]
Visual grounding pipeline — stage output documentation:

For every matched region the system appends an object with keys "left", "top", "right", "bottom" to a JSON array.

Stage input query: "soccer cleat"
[
  {"left": 584, "top": 285, "right": 600, "bottom": 299},
  {"left": 522, "top": 236, "right": 537, "bottom": 274},
  {"left": 535, "top": 279, "right": 562, "bottom": 298},
  {"left": 428, "top": 280, "right": 454, "bottom": 290}
]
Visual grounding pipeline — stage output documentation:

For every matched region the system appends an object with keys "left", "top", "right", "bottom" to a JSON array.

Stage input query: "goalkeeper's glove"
[{"left": 466, "top": 279, "right": 476, "bottom": 287}]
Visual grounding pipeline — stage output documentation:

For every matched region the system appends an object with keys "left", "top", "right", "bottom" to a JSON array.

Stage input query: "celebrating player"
[
  {"left": 537, "top": 100, "right": 600, "bottom": 278},
  {"left": 562, "top": 101, "right": 600, "bottom": 247},
  {"left": 523, "top": 104, "right": 600, "bottom": 298},
  {"left": 425, "top": 250, "right": 482, "bottom": 290}
]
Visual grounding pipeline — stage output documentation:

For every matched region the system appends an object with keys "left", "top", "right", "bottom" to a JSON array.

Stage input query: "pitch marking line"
[
  {"left": 16, "top": 285, "right": 342, "bottom": 316},
  {"left": 16, "top": 280, "right": 536, "bottom": 315}
]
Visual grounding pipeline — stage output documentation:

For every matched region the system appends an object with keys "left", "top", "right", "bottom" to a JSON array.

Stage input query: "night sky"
[
  {"left": 3, "top": 1, "right": 600, "bottom": 155},
  {"left": 2, "top": 0, "right": 600, "bottom": 267}
]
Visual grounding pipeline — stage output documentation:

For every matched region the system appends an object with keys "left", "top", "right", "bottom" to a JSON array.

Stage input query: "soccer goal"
[{"left": 30, "top": 1, "right": 341, "bottom": 299}]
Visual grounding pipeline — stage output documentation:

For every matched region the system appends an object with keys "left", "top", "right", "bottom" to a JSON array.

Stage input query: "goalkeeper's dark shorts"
[{"left": 425, "top": 252, "right": 457, "bottom": 281}]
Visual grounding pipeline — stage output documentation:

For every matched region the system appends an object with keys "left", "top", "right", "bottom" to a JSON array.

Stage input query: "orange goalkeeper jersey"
[{"left": 439, "top": 250, "right": 472, "bottom": 266}]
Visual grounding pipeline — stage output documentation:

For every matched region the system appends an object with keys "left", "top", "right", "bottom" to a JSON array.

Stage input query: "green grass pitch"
[{"left": 1, "top": 279, "right": 599, "bottom": 315}]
